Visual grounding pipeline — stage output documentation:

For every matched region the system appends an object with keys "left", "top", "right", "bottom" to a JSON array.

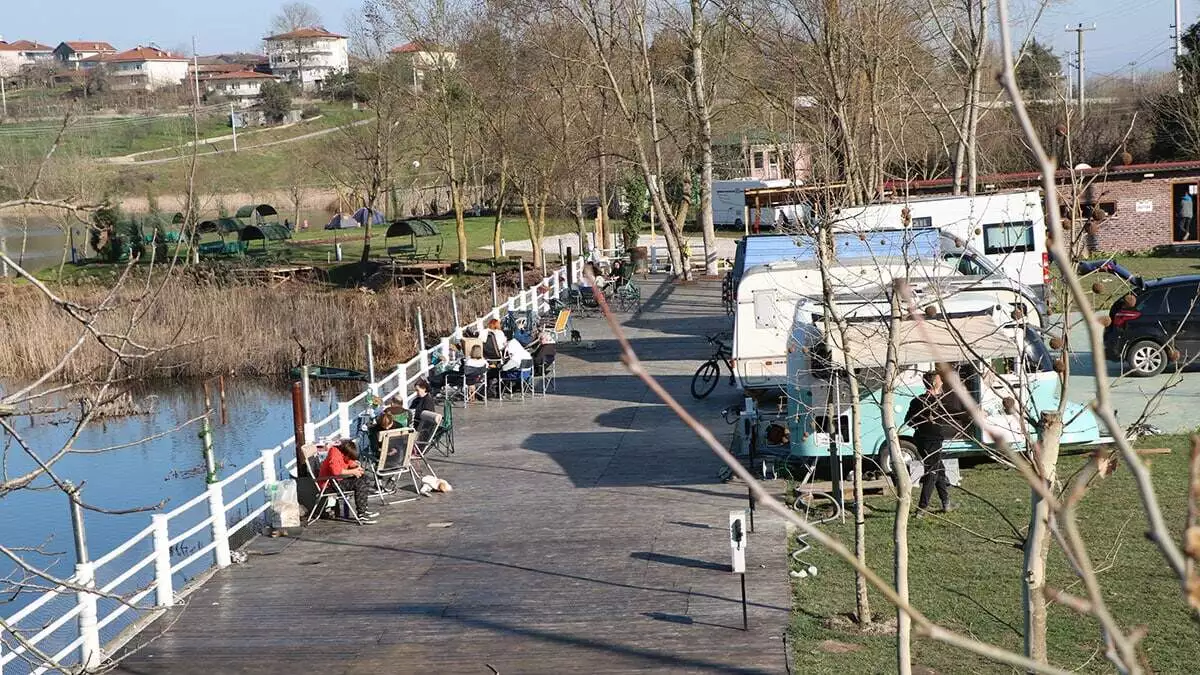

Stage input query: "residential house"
[
  {"left": 82, "top": 46, "right": 189, "bottom": 90},
  {"left": 713, "top": 133, "right": 812, "bottom": 182},
  {"left": 191, "top": 53, "right": 270, "bottom": 78},
  {"left": 263, "top": 27, "right": 347, "bottom": 91},
  {"left": 389, "top": 41, "right": 456, "bottom": 91},
  {"left": 0, "top": 40, "right": 55, "bottom": 77},
  {"left": 201, "top": 70, "right": 279, "bottom": 103},
  {"left": 885, "top": 160, "right": 1200, "bottom": 254},
  {"left": 53, "top": 41, "right": 117, "bottom": 69}
]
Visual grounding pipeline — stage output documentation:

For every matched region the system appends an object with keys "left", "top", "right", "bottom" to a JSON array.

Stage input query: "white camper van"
[
  {"left": 832, "top": 191, "right": 1050, "bottom": 298},
  {"left": 732, "top": 231, "right": 1044, "bottom": 392},
  {"left": 713, "top": 179, "right": 803, "bottom": 230}
]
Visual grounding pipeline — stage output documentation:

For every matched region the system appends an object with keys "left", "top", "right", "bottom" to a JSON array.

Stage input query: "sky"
[{"left": 0, "top": 0, "right": 1194, "bottom": 77}]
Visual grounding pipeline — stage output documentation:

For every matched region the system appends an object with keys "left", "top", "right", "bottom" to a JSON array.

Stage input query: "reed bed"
[{"left": 0, "top": 277, "right": 513, "bottom": 382}]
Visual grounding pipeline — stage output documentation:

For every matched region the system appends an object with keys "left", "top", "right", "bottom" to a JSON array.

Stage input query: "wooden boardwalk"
[{"left": 116, "top": 278, "right": 792, "bottom": 675}]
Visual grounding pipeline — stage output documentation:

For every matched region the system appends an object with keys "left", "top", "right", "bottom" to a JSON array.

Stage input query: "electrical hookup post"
[{"left": 730, "top": 509, "right": 749, "bottom": 631}]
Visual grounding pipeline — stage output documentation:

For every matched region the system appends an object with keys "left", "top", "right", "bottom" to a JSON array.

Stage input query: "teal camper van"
[{"left": 736, "top": 278, "right": 1108, "bottom": 471}]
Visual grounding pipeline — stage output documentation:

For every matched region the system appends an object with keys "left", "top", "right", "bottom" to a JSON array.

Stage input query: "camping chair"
[
  {"left": 370, "top": 429, "right": 420, "bottom": 505},
  {"left": 534, "top": 343, "right": 557, "bottom": 396},
  {"left": 461, "top": 364, "right": 488, "bottom": 405},
  {"left": 428, "top": 397, "right": 455, "bottom": 457},
  {"left": 614, "top": 278, "right": 642, "bottom": 312},
  {"left": 499, "top": 359, "right": 535, "bottom": 401},
  {"left": 300, "top": 444, "right": 366, "bottom": 525},
  {"left": 483, "top": 333, "right": 504, "bottom": 399}
]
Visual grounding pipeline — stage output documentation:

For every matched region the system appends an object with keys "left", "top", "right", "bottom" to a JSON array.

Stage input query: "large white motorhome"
[
  {"left": 732, "top": 231, "right": 1044, "bottom": 392},
  {"left": 832, "top": 191, "right": 1050, "bottom": 298},
  {"left": 713, "top": 178, "right": 804, "bottom": 230}
]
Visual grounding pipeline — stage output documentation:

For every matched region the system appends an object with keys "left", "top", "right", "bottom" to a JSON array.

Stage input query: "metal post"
[
  {"left": 416, "top": 307, "right": 426, "bottom": 353},
  {"left": 1176, "top": 0, "right": 1185, "bottom": 94},
  {"left": 230, "top": 102, "right": 238, "bottom": 152},
  {"left": 1066, "top": 23, "right": 1096, "bottom": 120},
  {"left": 365, "top": 334, "right": 376, "bottom": 384},
  {"left": 740, "top": 573, "right": 748, "bottom": 631},
  {"left": 451, "top": 290, "right": 460, "bottom": 328},
  {"left": 200, "top": 414, "right": 217, "bottom": 484},
  {"left": 291, "top": 381, "right": 307, "bottom": 475},
  {"left": 66, "top": 483, "right": 102, "bottom": 669},
  {"left": 218, "top": 375, "right": 227, "bottom": 425},
  {"left": 300, "top": 365, "right": 311, "bottom": 429},
  {"left": 207, "top": 484, "right": 232, "bottom": 568},
  {"left": 151, "top": 514, "right": 173, "bottom": 607},
  {"left": 491, "top": 273, "right": 499, "bottom": 307},
  {"left": 558, "top": 237, "right": 565, "bottom": 265},
  {"left": 566, "top": 247, "right": 574, "bottom": 288}
]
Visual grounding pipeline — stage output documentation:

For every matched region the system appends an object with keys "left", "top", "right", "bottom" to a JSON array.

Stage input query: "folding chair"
[
  {"left": 534, "top": 343, "right": 557, "bottom": 395},
  {"left": 411, "top": 412, "right": 442, "bottom": 484},
  {"left": 461, "top": 364, "right": 487, "bottom": 405},
  {"left": 370, "top": 429, "right": 420, "bottom": 505},
  {"left": 540, "top": 308, "right": 572, "bottom": 342},
  {"left": 483, "top": 333, "right": 504, "bottom": 400},
  {"left": 499, "top": 359, "right": 534, "bottom": 401},
  {"left": 428, "top": 397, "right": 455, "bottom": 457},
  {"left": 301, "top": 444, "right": 365, "bottom": 525}
]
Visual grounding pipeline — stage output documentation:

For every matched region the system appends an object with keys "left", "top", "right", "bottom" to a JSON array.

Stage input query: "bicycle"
[
  {"left": 721, "top": 272, "right": 735, "bottom": 316},
  {"left": 691, "top": 333, "right": 736, "bottom": 399}
]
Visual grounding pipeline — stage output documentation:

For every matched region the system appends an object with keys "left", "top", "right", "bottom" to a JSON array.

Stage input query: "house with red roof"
[
  {"left": 200, "top": 70, "right": 280, "bottom": 102},
  {"left": 389, "top": 41, "right": 456, "bottom": 91},
  {"left": 81, "top": 46, "right": 189, "bottom": 90},
  {"left": 53, "top": 41, "right": 117, "bottom": 69},
  {"left": 263, "top": 26, "right": 347, "bottom": 91},
  {"left": 0, "top": 40, "right": 55, "bottom": 75}
]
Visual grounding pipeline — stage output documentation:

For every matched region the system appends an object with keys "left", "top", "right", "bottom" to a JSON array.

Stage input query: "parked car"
[{"left": 1104, "top": 274, "right": 1200, "bottom": 376}]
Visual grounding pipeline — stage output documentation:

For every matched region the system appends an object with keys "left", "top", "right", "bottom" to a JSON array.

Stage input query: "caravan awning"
[{"left": 824, "top": 312, "right": 1021, "bottom": 370}]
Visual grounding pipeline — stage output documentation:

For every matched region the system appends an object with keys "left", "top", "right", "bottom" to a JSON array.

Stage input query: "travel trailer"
[
  {"left": 832, "top": 191, "right": 1051, "bottom": 298},
  {"left": 733, "top": 280, "right": 1107, "bottom": 471},
  {"left": 713, "top": 179, "right": 805, "bottom": 230},
  {"left": 731, "top": 229, "right": 1044, "bottom": 392}
]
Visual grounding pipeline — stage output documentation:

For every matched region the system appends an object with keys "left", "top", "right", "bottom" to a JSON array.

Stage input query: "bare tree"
[{"left": 271, "top": 1, "right": 324, "bottom": 34}]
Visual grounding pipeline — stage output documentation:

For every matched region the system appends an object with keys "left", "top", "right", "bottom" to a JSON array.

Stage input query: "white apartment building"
[
  {"left": 0, "top": 40, "right": 55, "bottom": 76},
  {"left": 389, "top": 41, "right": 457, "bottom": 91},
  {"left": 263, "top": 27, "right": 348, "bottom": 91},
  {"left": 201, "top": 70, "right": 279, "bottom": 102},
  {"left": 54, "top": 41, "right": 117, "bottom": 69},
  {"left": 82, "top": 46, "right": 189, "bottom": 90}
]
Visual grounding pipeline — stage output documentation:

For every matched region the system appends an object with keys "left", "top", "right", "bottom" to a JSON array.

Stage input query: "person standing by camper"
[{"left": 905, "top": 369, "right": 961, "bottom": 515}]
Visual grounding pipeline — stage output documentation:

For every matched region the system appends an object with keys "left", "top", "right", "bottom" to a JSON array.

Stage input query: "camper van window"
[
  {"left": 911, "top": 216, "right": 933, "bottom": 228},
  {"left": 1023, "top": 327, "right": 1055, "bottom": 372},
  {"left": 944, "top": 253, "right": 989, "bottom": 276},
  {"left": 982, "top": 221, "right": 1035, "bottom": 255}
]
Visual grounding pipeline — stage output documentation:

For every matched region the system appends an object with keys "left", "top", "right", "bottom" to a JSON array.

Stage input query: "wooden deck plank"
[{"left": 114, "top": 278, "right": 791, "bottom": 675}]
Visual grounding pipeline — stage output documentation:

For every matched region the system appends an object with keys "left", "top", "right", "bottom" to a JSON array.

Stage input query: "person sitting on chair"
[
  {"left": 463, "top": 345, "right": 489, "bottom": 400},
  {"left": 368, "top": 412, "right": 397, "bottom": 458},
  {"left": 410, "top": 378, "right": 439, "bottom": 424},
  {"left": 501, "top": 337, "right": 533, "bottom": 373},
  {"left": 317, "top": 439, "right": 376, "bottom": 524},
  {"left": 485, "top": 318, "right": 508, "bottom": 352}
]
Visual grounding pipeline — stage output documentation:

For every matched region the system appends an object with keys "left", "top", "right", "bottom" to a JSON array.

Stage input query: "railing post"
[
  {"left": 261, "top": 449, "right": 278, "bottom": 486},
  {"left": 151, "top": 514, "right": 174, "bottom": 607},
  {"left": 74, "top": 560, "right": 102, "bottom": 670},
  {"left": 337, "top": 402, "right": 351, "bottom": 439},
  {"left": 303, "top": 422, "right": 317, "bottom": 445},
  {"left": 440, "top": 337, "right": 451, "bottom": 360},
  {"left": 207, "top": 484, "right": 232, "bottom": 569}
]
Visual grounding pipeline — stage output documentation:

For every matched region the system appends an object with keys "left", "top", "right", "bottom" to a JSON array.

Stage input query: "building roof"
[
  {"left": 59, "top": 41, "right": 117, "bottom": 53},
  {"left": 0, "top": 40, "right": 53, "bottom": 52},
  {"left": 202, "top": 70, "right": 278, "bottom": 81},
  {"left": 885, "top": 160, "right": 1200, "bottom": 195},
  {"left": 264, "top": 27, "right": 347, "bottom": 41},
  {"left": 391, "top": 41, "right": 436, "bottom": 54},
  {"left": 83, "top": 46, "right": 187, "bottom": 64}
]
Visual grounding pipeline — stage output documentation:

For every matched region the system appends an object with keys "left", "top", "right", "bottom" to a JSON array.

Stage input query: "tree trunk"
[
  {"left": 846, "top": 364, "right": 872, "bottom": 626},
  {"left": 689, "top": 0, "right": 717, "bottom": 276},
  {"left": 493, "top": 154, "right": 508, "bottom": 263},
  {"left": 1023, "top": 411, "right": 1063, "bottom": 664},
  {"left": 883, "top": 286, "right": 913, "bottom": 675},
  {"left": 598, "top": 92, "right": 611, "bottom": 251},
  {"left": 573, "top": 193, "right": 587, "bottom": 258}
]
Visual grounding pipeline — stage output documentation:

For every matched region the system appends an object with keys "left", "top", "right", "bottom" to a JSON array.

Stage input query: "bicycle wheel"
[{"left": 691, "top": 361, "right": 721, "bottom": 399}]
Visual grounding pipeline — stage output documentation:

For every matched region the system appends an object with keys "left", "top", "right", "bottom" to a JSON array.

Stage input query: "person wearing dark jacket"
[
  {"left": 904, "top": 369, "right": 964, "bottom": 515},
  {"left": 409, "top": 379, "right": 439, "bottom": 425}
]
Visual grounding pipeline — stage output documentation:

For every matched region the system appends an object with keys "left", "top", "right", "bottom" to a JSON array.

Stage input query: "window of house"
[
  {"left": 1059, "top": 202, "right": 1117, "bottom": 220},
  {"left": 752, "top": 152, "right": 764, "bottom": 170},
  {"left": 982, "top": 221, "right": 1035, "bottom": 255}
]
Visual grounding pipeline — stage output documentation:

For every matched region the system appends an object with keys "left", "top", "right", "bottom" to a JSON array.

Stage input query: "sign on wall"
[{"left": 1135, "top": 200, "right": 1154, "bottom": 213}]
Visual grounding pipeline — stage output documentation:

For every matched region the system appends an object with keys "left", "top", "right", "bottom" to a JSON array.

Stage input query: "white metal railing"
[{"left": 0, "top": 259, "right": 582, "bottom": 675}]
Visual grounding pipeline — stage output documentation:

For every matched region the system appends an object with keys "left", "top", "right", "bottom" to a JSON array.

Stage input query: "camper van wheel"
[{"left": 877, "top": 440, "right": 918, "bottom": 482}]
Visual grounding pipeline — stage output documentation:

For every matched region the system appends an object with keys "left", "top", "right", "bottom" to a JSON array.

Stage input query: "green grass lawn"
[
  {"left": 0, "top": 113, "right": 232, "bottom": 159},
  {"left": 788, "top": 434, "right": 1200, "bottom": 673}
]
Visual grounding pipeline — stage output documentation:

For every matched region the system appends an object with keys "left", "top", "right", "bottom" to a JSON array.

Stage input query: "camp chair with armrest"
[
  {"left": 428, "top": 397, "right": 455, "bottom": 457},
  {"left": 534, "top": 343, "right": 557, "bottom": 395},
  {"left": 370, "top": 429, "right": 420, "bottom": 505},
  {"left": 499, "top": 359, "right": 535, "bottom": 401},
  {"left": 461, "top": 364, "right": 487, "bottom": 405},
  {"left": 410, "top": 412, "right": 442, "bottom": 485},
  {"left": 300, "top": 444, "right": 366, "bottom": 525},
  {"left": 540, "top": 309, "right": 572, "bottom": 342}
]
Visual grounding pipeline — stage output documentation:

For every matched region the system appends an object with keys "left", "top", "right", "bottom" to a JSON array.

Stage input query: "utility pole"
[
  {"left": 1065, "top": 23, "right": 1096, "bottom": 120},
  {"left": 1174, "top": 0, "right": 1185, "bottom": 94},
  {"left": 230, "top": 102, "right": 238, "bottom": 152}
]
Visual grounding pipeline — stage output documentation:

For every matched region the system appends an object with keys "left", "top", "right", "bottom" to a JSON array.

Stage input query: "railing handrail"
[{"left": 0, "top": 260, "right": 581, "bottom": 674}]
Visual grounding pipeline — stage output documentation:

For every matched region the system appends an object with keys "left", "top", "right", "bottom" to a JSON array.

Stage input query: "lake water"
[
  {"left": 0, "top": 216, "right": 74, "bottom": 274},
  {"left": 0, "top": 376, "right": 364, "bottom": 665}
]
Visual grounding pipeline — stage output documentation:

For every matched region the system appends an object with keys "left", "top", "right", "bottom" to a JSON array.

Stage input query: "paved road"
[{"left": 114, "top": 278, "right": 790, "bottom": 675}]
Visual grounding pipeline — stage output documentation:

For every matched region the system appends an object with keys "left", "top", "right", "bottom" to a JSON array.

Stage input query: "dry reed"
[{"left": 0, "top": 278, "right": 509, "bottom": 382}]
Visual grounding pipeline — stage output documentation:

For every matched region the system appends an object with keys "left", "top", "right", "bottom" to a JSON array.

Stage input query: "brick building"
[{"left": 886, "top": 161, "right": 1200, "bottom": 254}]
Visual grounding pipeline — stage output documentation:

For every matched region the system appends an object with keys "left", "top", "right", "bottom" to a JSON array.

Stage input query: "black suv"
[{"left": 1104, "top": 274, "right": 1200, "bottom": 376}]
